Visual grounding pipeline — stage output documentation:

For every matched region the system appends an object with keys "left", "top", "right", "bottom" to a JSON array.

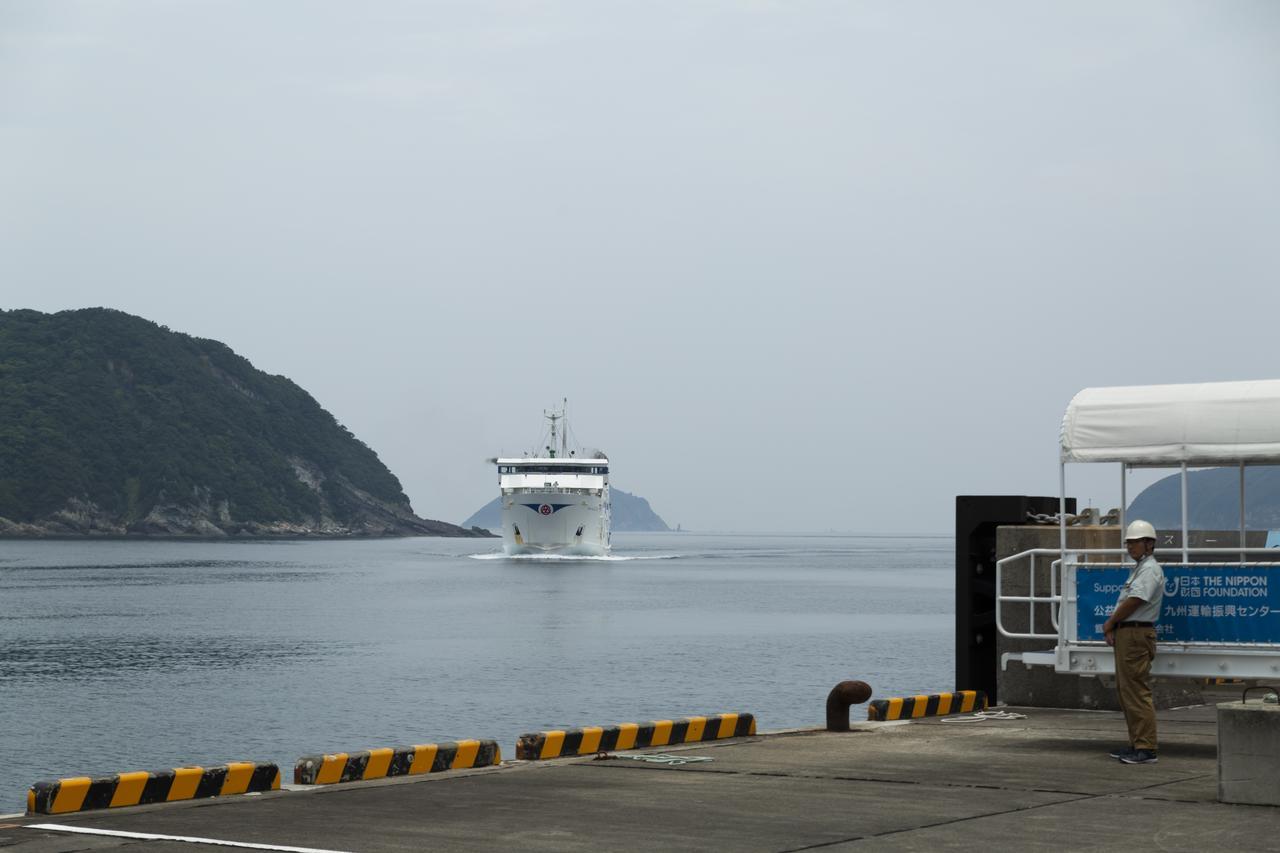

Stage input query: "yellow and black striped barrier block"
[
  {"left": 867, "top": 691, "right": 987, "bottom": 721},
  {"left": 293, "top": 739, "right": 501, "bottom": 785},
  {"left": 27, "top": 761, "right": 280, "bottom": 815},
  {"left": 516, "top": 713, "right": 756, "bottom": 760}
]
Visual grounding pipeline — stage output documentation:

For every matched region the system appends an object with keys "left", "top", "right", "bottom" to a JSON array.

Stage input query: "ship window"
[
  {"left": 511, "top": 465, "right": 598, "bottom": 475},
  {"left": 501, "top": 464, "right": 607, "bottom": 476}
]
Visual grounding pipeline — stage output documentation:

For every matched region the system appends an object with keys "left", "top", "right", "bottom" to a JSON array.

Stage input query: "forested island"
[{"left": 0, "top": 308, "right": 488, "bottom": 538}]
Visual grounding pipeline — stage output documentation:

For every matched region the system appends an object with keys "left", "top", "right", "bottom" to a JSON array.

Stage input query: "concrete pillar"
[{"left": 1218, "top": 699, "right": 1280, "bottom": 806}]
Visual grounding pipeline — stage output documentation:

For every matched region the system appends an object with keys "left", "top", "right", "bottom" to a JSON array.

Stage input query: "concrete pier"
[
  {"left": 1218, "top": 698, "right": 1280, "bottom": 806},
  {"left": 3, "top": 696, "right": 1274, "bottom": 852}
]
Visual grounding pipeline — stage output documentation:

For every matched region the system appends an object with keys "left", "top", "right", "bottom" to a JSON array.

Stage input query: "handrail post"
[
  {"left": 1059, "top": 462, "right": 1067, "bottom": 559},
  {"left": 1181, "top": 461, "right": 1190, "bottom": 564},
  {"left": 995, "top": 552, "right": 1004, "bottom": 639},
  {"left": 1119, "top": 462, "right": 1126, "bottom": 546},
  {"left": 1029, "top": 551, "right": 1036, "bottom": 637},
  {"left": 1240, "top": 461, "right": 1246, "bottom": 564},
  {"left": 1050, "top": 559, "right": 1061, "bottom": 632}
]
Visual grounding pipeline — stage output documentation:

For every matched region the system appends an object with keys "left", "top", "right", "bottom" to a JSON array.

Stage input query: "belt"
[{"left": 1116, "top": 621, "right": 1154, "bottom": 628}]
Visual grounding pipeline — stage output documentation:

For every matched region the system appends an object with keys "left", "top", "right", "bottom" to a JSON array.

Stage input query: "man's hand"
[{"left": 1105, "top": 597, "right": 1145, "bottom": 647}]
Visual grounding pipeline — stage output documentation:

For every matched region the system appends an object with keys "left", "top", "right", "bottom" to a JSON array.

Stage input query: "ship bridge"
[
  {"left": 998, "top": 380, "right": 1280, "bottom": 681},
  {"left": 497, "top": 457, "right": 609, "bottom": 496}
]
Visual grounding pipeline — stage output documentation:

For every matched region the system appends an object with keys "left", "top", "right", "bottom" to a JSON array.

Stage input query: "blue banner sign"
[{"left": 1075, "top": 564, "right": 1280, "bottom": 643}]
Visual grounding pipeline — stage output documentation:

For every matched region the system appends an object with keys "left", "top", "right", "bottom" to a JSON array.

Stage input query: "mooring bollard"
[{"left": 826, "top": 680, "right": 873, "bottom": 731}]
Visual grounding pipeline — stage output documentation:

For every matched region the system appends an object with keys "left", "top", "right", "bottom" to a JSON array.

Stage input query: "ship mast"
[
  {"left": 543, "top": 399, "right": 570, "bottom": 459},
  {"left": 561, "top": 397, "right": 568, "bottom": 457}
]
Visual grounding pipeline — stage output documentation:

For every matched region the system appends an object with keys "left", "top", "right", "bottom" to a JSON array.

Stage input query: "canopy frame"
[{"left": 1059, "top": 380, "right": 1280, "bottom": 561}]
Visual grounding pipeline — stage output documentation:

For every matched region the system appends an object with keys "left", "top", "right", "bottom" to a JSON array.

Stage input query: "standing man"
[{"left": 1103, "top": 520, "right": 1164, "bottom": 765}]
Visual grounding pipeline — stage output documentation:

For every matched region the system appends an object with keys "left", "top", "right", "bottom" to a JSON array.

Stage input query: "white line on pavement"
[{"left": 26, "top": 823, "right": 355, "bottom": 853}]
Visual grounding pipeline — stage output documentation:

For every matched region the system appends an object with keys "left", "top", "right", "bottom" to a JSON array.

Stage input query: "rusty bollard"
[{"left": 826, "top": 680, "right": 873, "bottom": 731}]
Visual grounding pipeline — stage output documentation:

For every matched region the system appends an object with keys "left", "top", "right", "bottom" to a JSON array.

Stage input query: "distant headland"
[
  {"left": 1128, "top": 466, "right": 1280, "bottom": 530},
  {"left": 0, "top": 308, "right": 491, "bottom": 538}
]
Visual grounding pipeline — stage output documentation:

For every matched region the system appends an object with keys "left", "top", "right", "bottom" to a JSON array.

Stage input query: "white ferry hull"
[{"left": 501, "top": 494, "right": 610, "bottom": 556}]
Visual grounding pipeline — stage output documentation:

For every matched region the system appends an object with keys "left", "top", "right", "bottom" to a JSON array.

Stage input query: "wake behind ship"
[{"left": 496, "top": 404, "right": 611, "bottom": 556}]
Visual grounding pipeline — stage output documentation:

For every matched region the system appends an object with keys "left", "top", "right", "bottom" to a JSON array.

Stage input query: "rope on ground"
[
  {"left": 611, "top": 753, "right": 714, "bottom": 765},
  {"left": 941, "top": 710, "right": 1028, "bottom": 723}
]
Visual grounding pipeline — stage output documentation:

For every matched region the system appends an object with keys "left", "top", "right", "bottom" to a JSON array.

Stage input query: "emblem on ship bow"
[{"left": 523, "top": 503, "right": 570, "bottom": 516}]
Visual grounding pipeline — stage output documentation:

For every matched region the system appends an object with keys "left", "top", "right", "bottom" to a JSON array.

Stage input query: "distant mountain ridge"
[
  {"left": 0, "top": 308, "right": 488, "bottom": 538},
  {"left": 1128, "top": 467, "right": 1280, "bottom": 529},
  {"left": 462, "top": 488, "right": 670, "bottom": 532}
]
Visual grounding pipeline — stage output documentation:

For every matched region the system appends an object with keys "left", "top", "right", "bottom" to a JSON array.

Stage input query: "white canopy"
[{"left": 1060, "top": 380, "right": 1280, "bottom": 465}]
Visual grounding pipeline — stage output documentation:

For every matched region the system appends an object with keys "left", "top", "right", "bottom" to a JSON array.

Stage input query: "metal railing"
[
  {"left": 995, "top": 548, "right": 1063, "bottom": 640},
  {"left": 996, "top": 546, "right": 1280, "bottom": 643}
]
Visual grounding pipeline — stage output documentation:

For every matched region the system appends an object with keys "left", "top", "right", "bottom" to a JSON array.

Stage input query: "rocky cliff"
[{"left": 0, "top": 308, "right": 490, "bottom": 538}]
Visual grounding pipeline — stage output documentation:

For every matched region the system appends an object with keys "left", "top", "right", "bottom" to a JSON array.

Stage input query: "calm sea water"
[{"left": 0, "top": 532, "right": 953, "bottom": 810}]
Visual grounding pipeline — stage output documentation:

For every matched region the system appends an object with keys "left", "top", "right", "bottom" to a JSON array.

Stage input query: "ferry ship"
[{"left": 496, "top": 404, "right": 611, "bottom": 556}]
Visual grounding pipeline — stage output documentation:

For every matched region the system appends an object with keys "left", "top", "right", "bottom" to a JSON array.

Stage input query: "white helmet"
[{"left": 1125, "top": 520, "right": 1156, "bottom": 541}]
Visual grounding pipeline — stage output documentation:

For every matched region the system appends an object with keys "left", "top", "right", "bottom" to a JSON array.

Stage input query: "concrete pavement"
[{"left": 2, "top": 698, "right": 1273, "bottom": 852}]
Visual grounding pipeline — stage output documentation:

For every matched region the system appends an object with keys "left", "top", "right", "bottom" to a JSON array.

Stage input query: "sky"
[{"left": 2, "top": 1, "right": 1278, "bottom": 534}]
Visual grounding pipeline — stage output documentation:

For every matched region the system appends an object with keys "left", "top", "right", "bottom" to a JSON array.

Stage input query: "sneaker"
[
  {"left": 1119, "top": 749, "right": 1158, "bottom": 764},
  {"left": 1108, "top": 745, "right": 1134, "bottom": 760}
]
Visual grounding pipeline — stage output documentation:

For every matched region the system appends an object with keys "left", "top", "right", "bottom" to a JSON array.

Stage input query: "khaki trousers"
[{"left": 1115, "top": 625, "right": 1158, "bottom": 751}]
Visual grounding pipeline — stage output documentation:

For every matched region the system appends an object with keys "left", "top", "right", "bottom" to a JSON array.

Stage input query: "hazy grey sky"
[{"left": 2, "top": 1, "right": 1278, "bottom": 533}]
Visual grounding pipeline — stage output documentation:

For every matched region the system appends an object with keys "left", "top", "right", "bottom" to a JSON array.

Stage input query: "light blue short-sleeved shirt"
[{"left": 1117, "top": 554, "right": 1164, "bottom": 623}]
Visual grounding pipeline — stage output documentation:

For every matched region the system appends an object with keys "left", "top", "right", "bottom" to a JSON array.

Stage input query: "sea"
[{"left": 0, "top": 532, "right": 954, "bottom": 811}]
